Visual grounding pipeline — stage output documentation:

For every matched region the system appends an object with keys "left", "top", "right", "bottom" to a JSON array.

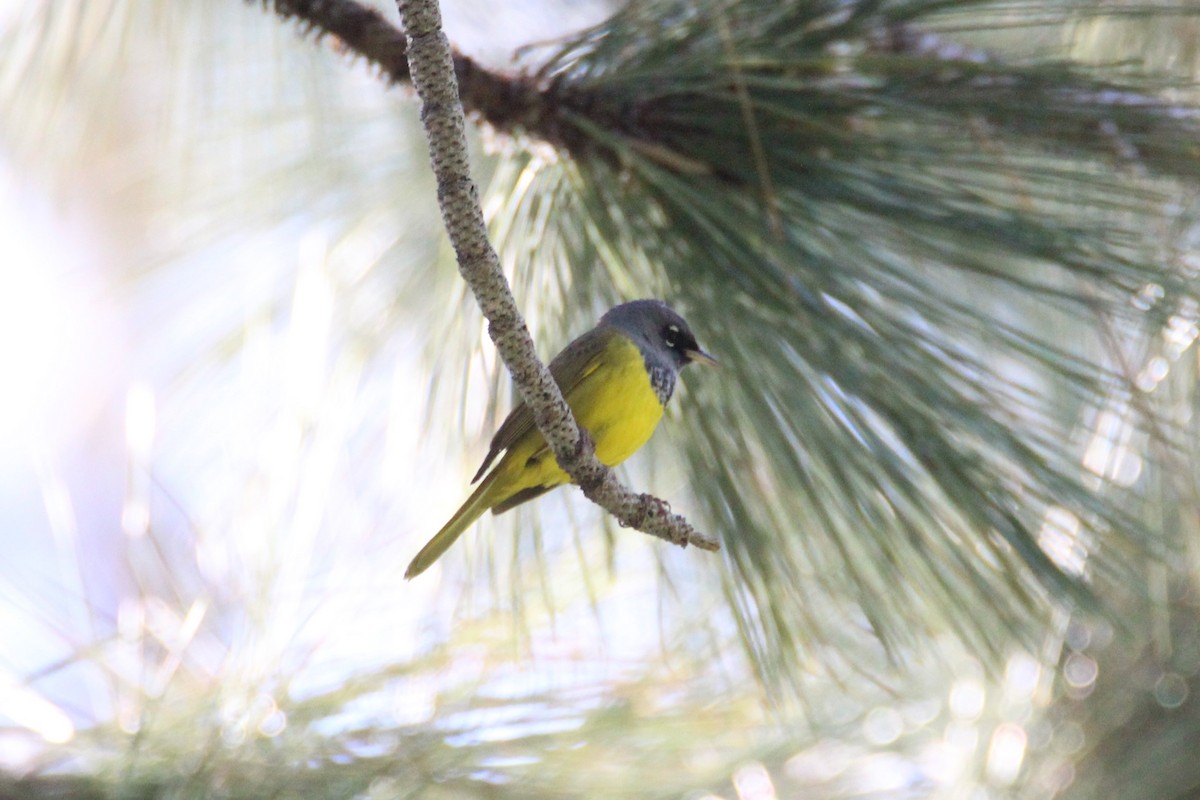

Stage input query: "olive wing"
[{"left": 470, "top": 325, "right": 617, "bottom": 483}]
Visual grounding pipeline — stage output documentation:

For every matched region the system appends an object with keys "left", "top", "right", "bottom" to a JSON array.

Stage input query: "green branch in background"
[
  {"left": 472, "top": 0, "right": 1200, "bottom": 684},
  {"left": 260, "top": 0, "right": 1200, "bottom": 686},
  {"left": 5, "top": 0, "right": 1200, "bottom": 796}
]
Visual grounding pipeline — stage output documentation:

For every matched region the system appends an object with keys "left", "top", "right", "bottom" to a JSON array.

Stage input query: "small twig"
[{"left": 395, "top": 0, "right": 718, "bottom": 553}]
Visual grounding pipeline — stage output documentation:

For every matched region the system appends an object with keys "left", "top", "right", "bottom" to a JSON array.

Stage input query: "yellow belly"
[{"left": 489, "top": 335, "right": 665, "bottom": 497}]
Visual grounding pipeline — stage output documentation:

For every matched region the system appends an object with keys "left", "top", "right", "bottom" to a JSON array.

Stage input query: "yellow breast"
[
  {"left": 490, "top": 333, "right": 665, "bottom": 495},
  {"left": 573, "top": 334, "right": 666, "bottom": 467}
]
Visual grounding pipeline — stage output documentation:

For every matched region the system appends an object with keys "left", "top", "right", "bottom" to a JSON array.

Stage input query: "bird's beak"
[{"left": 684, "top": 348, "right": 719, "bottom": 367}]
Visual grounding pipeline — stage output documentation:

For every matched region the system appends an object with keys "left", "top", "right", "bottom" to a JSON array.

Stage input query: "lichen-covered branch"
[{"left": 395, "top": 0, "right": 717, "bottom": 553}]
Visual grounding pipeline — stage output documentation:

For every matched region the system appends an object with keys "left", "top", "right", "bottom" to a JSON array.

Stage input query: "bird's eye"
[{"left": 664, "top": 324, "right": 681, "bottom": 347}]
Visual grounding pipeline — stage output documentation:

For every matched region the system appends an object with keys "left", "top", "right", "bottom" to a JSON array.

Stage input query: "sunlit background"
[{"left": 2, "top": 1, "right": 1200, "bottom": 798}]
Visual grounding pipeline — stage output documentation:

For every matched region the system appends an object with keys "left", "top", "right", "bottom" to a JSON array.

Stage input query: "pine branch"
[
  {"left": 260, "top": 0, "right": 1200, "bottom": 191},
  {"left": 255, "top": 0, "right": 1200, "bottom": 677},
  {"left": 395, "top": 0, "right": 718, "bottom": 554}
]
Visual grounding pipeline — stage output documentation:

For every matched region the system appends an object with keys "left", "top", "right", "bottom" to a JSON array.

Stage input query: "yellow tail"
[{"left": 404, "top": 473, "right": 497, "bottom": 579}]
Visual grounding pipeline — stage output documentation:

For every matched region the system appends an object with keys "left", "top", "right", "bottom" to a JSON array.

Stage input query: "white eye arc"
[{"left": 665, "top": 324, "right": 681, "bottom": 347}]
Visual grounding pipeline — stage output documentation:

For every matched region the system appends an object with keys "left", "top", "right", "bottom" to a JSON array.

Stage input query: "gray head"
[{"left": 600, "top": 299, "right": 717, "bottom": 375}]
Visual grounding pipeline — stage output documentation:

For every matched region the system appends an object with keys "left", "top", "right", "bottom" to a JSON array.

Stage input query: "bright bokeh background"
[
  {"left": 1, "top": 2, "right": 1198, "bottom": 798},
  {"left": 0, "top": 0, "right": 746, "bottom": 773}
]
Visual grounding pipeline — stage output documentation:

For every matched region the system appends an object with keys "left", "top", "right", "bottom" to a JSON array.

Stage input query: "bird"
[{"left": 404, "top": 299, "right": 717, "bottom": 579}]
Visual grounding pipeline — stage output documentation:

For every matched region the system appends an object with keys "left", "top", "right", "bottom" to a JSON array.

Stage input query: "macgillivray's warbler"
[{"left": 404, "top": 299, "right": 717, "bottom": 579}]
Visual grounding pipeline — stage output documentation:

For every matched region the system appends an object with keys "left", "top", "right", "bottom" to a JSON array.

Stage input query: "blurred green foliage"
[{"left": 2, "top": 0, "right": 1200, "bottom": 798}]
